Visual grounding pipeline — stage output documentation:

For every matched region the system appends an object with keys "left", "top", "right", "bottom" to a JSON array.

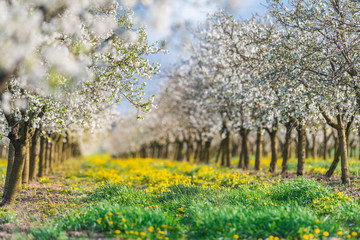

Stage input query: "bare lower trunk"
[
  {"left": 255, "top": 126, "right": 263, "bottom": 171},
  {"left": 203, "top": 140, "right": 211, "bottom": 164},
  {"left": 1, "top": 122, "right": 32, "bottom": 206},
  {"left": 176, "top": 140, "right": 184, "bottom": 161},
  {"left": 21, "top": 141, "right": 30, "bottom": 184},
  {"left": 237, "top": 137, "right": 242, "bottom": 169},
  {"left": 225, "top": 131, "right": 231, "bottom": 167},
  {"left": 269, "top": 130, "right": 278, "bottom": 173},
  {"left": 312, "top": 134, "right": 317, "bottom": 160},
  {"left": 29, "top": 129, "right": 40, "bottom": 182},
  {"left": 3, "top": 143, "right": 14, "bottom": 199},
  {"left": 240, "top": 128, "right": 249, "bottom": 170},
  {"left": 215, "top": 141, "right": 222, "bottom": 164},
  {"left": 337, "top": 120, "right": 350, "bottom": 184},
  {"left": 296, "top": 123, "right": 306, "bottom": 176},
  {"left": 185, "top": 139, "right": 192, "bottom": 162},
  {"left": 49, "top": 141, "right": 54, "bottom": 173},
  {"left": 38, "top": 136, "right": 46, "bottom": 178},
  {"left": 282, "top": 121, "right": 295, "bottom": 176},
  {"left": 325, "top": 145, "right": 340, "bottom": 177}
]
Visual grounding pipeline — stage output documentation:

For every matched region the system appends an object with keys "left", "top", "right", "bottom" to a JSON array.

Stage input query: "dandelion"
[
  {"left": 148, "top": 226, "right": 154, "bottom": 232},
  {"left": 108, "top": 212, "right": 113, "bottom": 216},
  {"left": 337, "top": 231, "right": 343, "bottom": 235},
  {"left": 323, "top": 231, "right": 329, "bottom": 236},
  {"left": 122, "top": 218, "right": 126, "bottom": 223},
  {"left": 114, "top": 230, "right": 121, "bottom": 234},
  {"left": 233, "top": 235, "right": 239, "bottom": 239},
  {"left": 352, "top": 232, "right": 357, "bottom": 236},
  {"left": 97, "top": 218, "right": 102, "bottom": 224},
  {"left": 314, "top": 229, "right": 320, "bottom": 234}
]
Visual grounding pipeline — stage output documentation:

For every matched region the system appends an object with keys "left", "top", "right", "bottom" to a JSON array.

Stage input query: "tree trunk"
[
  {"left": 240, "top": 128, "right": 249, "bottom": 170},
  {"left": 29, "top": 129, "right": 40, "bottom": 182},
  {"left": 185, "top": 138, "right": 192, "bottom": 162},
  {"left": 3, "top": 143, "right": 14, "bottom": 199},
  {"left": 237, "top": 137, "right": 242, "bottom": 168},
  {"left": 21, "top": 141, "right": 30, "bottom": 184},
  {"left": 312, "top": 134, "right": 317, "bottom": 160},
  {"left": 215, "top": 141, "right": 222, "bottom": 164},
  {"left": 281, "top": 121, "right": 295, "bottom": 176},
  {"left": 337, "top": 117, "right": 350, "bottom": 184},
  {"left": 0, "top": 145, "right": 3, "bottom": 159},
  {"left": 255, "top": 126, "right": 263, "bottom": 171},
  {"left": 225, "top": 131, "right": 231, "bottom": 167},
  {"left": 220, "top": 139, "right": 225, "bottom": 166},
  {"left": 1, "top": 122, "right": 33, "bottom": 206},
  {"left": 325, "top": 145, "right": 340, "bottom": 177},
  {"left": 38, "top": 136, "right": 46, "bottom": 178},
  {"left": 305, "top": 136, "right": 309, "bottom": 159},
  {"left": 268, "top": 130, "right": 278, "bottom": 173},
  {"left": 49, "top": 141, "right": 54, "bottom": 173},
  {"left": 176, "top": 140, "right": 184, "bottom": 161},
  {"left": 204, "top": 140, "right": 211, "bottom": 164},
  {"left": 296, "top": 123, "right": 306, "bottom": 176}
]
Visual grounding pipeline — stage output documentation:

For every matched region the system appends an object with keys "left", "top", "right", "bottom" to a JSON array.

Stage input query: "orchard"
[{"left": 0, "top": 0, "right": 359, "bottom": 239}]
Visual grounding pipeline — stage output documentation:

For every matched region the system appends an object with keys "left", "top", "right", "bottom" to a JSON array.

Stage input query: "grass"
[{"left": 0, "top": 155, "right": 359, "bottom": 239}]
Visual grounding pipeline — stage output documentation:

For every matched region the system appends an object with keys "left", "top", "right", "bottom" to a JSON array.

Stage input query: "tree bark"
[
  {"left": 1, "top": 121, "right": 34, "bottom": 206},
  {"left": 49, "top": 141, "right": 54, "bottom": 173},
  {"left": 225, "top": 131, "right": 231, "bottom": 167},
  {"left": 176, "top": 140, "right": 184, "bottom": 161},
  {"left": 255, "top": 126, "right": 263, "bottom": 171},
  {"left": 325, "top": 145, "right": 340, "bottom": 177},
  {"left": 296, "top": 123, "right": 306, "bottom": 176},
  {"left": 203, "top": 139, "right": 211, "bottom": 164},
  {"left": 268, "top": 129, "right": 278, "bottom": 173},
  {"left": 3, "top": 143, "right": 14, "bottom": 199},
  {"left": 281, "top": 121, "right": 295, "bottom": 176},
  {"left": 240, "top": 128, "right": 249, "bottom": 170},
  {"left": 312, "top": 134, "right": 317, "bottom": 160},
  {"left": 29, "top": 128, "right": 40, "bottom": 182},
  {"left": 21, "top": 141, "right": 30, "bottom": 184},
  {"left": 337, "top": 116, "right": 350, "bottom": 184},
  {"left": 38, "top": 136, "right": 46, "bottom": 178}
]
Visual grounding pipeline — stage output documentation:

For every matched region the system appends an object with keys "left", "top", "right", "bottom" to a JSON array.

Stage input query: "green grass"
[
  {"left": 1, "top": 155, "right": 359, "bottom": 239},
  {"left": 31, "top": 178, "right": 360, "bottom": 239}
]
